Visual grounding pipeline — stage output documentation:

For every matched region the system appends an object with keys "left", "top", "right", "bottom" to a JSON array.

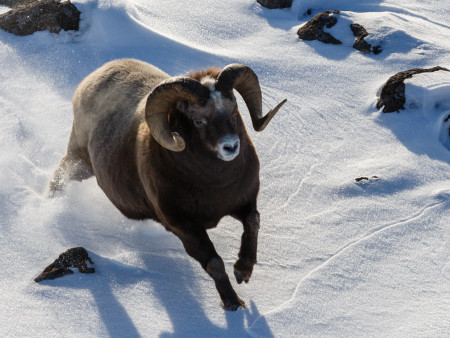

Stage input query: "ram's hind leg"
[
  {"left": 48, "top": 153, "right": 93, "bottom": 194},
  {"left": 48, "top": 124, "right": 93, "bottom": 196}
]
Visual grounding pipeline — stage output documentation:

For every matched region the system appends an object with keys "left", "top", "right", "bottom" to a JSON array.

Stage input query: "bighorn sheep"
[{"left": 49, "top": 58, "right": 286, "bottom": 310}]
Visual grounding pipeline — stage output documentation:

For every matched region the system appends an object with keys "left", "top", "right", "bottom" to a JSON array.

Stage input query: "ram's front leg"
[
  {"left": 232, "top": 207, "right": 260, "bottom": 284},
  {"left": 173, "top": 227, "right": 245, "bottom": 311}
]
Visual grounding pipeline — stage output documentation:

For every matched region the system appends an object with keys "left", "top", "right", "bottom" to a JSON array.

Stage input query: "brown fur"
[
  {"left": 49, "top": 59, "right": 263, "bottom": 311},
  {"left": 187, "top": 67, "right": 221, "bottom": 82}
]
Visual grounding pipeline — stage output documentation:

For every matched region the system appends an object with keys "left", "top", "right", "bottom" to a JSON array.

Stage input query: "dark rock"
[
  {"left": 257, "top": 0, "right": 292, "bottom": 9},
  {"left": 0, "top": 0, "right": 37, "bottom": 8},
  {"left": 377, "top": 67, "right": 450, "bottom": 113},
  {"left": 350, "top": 23, "right": 382, "bottom": 55},
  {"left": 0, "top": 0, "right": 80, "bottom": 36},
  {"left": 34, "top": 247, "right": 94, "bottom": 282},
  {"left": 350, "top": 23, "right": 368, "bottom": 39},
  {"left": 355, "top": 176, "right": 379, "bottom": 183},
  {"left": 350, "top": 23, "right": 370, "bottom": 54},
  {"left": 297, "top": 10, "right": 342, "bottom": 45},
  {"left": 353, "top": 36, "right": 372, "bottom": 54},
  {"left": 372, "top": 45, "right": 382, "bottom": 55}
]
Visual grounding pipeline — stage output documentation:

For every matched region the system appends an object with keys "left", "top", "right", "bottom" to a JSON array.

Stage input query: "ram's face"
[
  {"left": 145, "top": 64, "right": 286, "bottom": 154},
  {"left": 176, "top": 81, "right": 241, "bottom": 162}
]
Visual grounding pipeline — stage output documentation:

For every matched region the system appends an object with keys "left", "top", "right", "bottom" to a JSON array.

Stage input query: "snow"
[
  {"left": 404, "top": 71, "right": 450, "bottom": 152},
  {"left": 1, "top": 0, "right": 449, "bottom": 336}
]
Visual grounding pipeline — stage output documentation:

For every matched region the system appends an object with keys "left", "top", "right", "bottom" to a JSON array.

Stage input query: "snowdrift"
[{"left": 0, "top": 0, "right": 449, "bottom": 336}]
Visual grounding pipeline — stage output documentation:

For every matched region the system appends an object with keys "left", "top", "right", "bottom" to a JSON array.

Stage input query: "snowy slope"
[{"left": 0, "top": 0, "right": 449, "bottom": 336}]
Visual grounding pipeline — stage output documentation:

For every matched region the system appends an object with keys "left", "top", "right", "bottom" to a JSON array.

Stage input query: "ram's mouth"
[{"left": 217, "top": 152, "right": 239, "bottom": 162}]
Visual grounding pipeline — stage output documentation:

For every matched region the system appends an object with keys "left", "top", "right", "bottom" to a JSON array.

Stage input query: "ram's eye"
[{"left": 194, "top": 118, "right": 206, "bottom": 127}]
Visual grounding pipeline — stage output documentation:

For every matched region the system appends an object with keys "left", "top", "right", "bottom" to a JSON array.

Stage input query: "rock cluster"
[{"left": 297, "top": 10, "right": 382, "bottom": 55}]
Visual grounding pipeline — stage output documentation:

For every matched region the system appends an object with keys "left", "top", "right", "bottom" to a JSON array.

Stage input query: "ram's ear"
[{"left": 176, "top": 100, "right": 189, "bottom": 114}]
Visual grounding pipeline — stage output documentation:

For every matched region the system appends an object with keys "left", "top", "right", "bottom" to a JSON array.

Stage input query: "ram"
[{"left": 49, "top": 59, "right": 286, "bottom": 310}]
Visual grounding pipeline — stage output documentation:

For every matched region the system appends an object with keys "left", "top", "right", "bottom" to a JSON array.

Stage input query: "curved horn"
[
  {"left": 145, "top": 77, "right": 208, "bottom": 151},
  {"left": 215, "top": 64, "right": 287, "bottom": 131}
]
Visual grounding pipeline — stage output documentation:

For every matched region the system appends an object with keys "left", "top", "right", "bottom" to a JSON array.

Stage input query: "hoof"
[
  {"left": 233, "top": 259, "right": 254, "bottom": 284},
  {"left": 223, "top": 296, "right": 246, "bottom": 311}
]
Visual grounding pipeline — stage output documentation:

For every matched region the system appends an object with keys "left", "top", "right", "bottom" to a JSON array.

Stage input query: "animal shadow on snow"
[{"left": 40, "top": 250, "right": 272, "bottom": 337}]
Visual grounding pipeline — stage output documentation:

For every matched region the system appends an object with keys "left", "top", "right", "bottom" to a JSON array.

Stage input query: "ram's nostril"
[
  {"left": 223, "top": 142, "right": 239, "bottom": 153},
  {"left": 224, "top": 144, "right": 236, "bottom": 153}
]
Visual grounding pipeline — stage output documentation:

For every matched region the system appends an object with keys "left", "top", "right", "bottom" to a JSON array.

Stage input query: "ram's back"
[
  {"left": 70, "top": 59, "right": 169, "bottom": 220},
  {"left": 72, "top": 59, "right": 170, "bottom": 149}
]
